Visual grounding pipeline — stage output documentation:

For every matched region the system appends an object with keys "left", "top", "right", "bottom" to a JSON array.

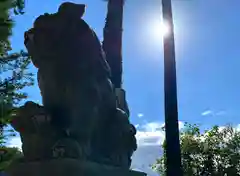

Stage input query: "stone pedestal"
[{"left": 6, "top": 159, "right": 146, "bottom": 176}]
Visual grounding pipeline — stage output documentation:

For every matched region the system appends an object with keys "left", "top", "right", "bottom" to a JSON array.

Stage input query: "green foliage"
[
  {"left": 152, "top": 123, "right": 240, "bottom": 176},
  {"left": 1, "top": 51, "right": 34, "bottom": 124},
  {"left": 0, "top": 0, "right": 32, "bottom": 145},
  {"left": 0, "top": 1, "right": 28, "bottom": 172},
  {"left": 0, "top": 146, "right": 22, "bottom": 171},
  {"left": 0, "top": 0, "right": 25, "bottom": 54}
]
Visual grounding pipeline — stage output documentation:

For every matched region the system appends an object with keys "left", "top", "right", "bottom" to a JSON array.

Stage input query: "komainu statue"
[{"left": 9, "top": 2, "right": 138, "bottom": 172}]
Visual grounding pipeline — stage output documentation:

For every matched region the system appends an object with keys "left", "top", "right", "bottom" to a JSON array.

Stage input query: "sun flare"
[{"left": 152, "top": 20, "right": 170, "bottom": 38}]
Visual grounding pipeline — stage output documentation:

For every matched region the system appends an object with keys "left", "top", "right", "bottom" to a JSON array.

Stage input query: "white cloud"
[
  {"left": 136, "top": 121, "right": 184, "bottom": 146},
  {"left": 236, "top": 124, "right": 240, "bottom": 131},
  {"left": 201, "top": 110, "right": 226, "bottom": 116},
  {"left": 201, "top": 110, "right": 213, "bottom": 116},
  {"left": 178, "top": 121, "right": 184, "bottom": 129},
  {"left": 136, "top": 130, "right": 165, "bottom": 146},
  {"left": 137, "top": 113, "right": 144, "bottom": 118},
  {"left": 136, "top": 122, "right": 164, "bottom": 146},
  {"left": 135, "top": 124, "right": 140, "bottom": 129},
  {"left": 133, "top": 121, "right": 184, "bottom": 175},
  {"left": 7, "top": 136, "right": 22, "bottom": 149},
  {"left": 131, "top": 145, "right": 161, "bottom": 176},
  {"left": 142, "top": 122, "right": 163, "bottom": 132},
  {"left": 215, "top": 111, "right": 226, "bottom": 116}
]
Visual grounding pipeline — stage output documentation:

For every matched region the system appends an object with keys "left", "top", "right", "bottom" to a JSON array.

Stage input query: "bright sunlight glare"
[{"left": 152, "top": 20, "right": 170, "bottom": 39}]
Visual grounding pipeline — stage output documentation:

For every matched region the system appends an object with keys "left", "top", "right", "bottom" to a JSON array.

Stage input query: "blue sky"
[
  {"left": 6, "top": 0, "right": 240, "bottom": 174},
  {"left": 10, "top": 0, "right": 240, "bottom": 128}
]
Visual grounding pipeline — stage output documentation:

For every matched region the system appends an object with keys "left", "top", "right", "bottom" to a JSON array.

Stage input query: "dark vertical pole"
[
  {"left": 161, "top": 0, "right": 182, "bottom": 176},
  {"left": 102, "top": 0, "right": 124, "bottom": 89}
]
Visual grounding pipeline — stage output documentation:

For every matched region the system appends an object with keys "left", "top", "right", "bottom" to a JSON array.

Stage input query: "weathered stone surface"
[
  {"left": 23, "top": 1, "right": 115, "bottom": 161},
  {"left": 9, "top": 2, "right": 139, "bottom": 174},
  {"left": 7, "top": 159, "right": 147, "bottom": 176}
]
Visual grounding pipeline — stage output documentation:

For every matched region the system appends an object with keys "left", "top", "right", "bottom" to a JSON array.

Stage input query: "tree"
[
  {"left": 153, "top": 123, "right": 240, "bottom": 176},
  {"left": 0, "top": 52, "right": 33, "bottom": 129},
  {"left": 1, "top": 0, "right": 33, "bottom": 144},
  {"left": 0, "top": 1, "right": 32, "bottom": 172},
  {"left": 0, "top": 146, "right": 22, "bottom": 171},
  {"left": 0, "top": 0, "right": 25, "bottom": 54}
]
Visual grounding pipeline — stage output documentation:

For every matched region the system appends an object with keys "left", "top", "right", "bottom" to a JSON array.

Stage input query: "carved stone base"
[{"left": 6, "top": 159, "right": 146, "bottom": 176}]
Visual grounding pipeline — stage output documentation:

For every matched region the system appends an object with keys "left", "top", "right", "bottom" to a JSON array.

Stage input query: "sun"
[{"left": 152, "top": 20, "right": 170, "bottom": 38}]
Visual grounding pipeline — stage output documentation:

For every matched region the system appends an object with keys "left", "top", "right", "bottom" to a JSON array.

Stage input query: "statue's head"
[
  {"left": 24, "top": 3, "right": 114, "bottom": 131},
  {"left": 58, "top": 2, "right": 86, "bottom": 18},
  {"left": 24, "top": 2, "right": 111, "bottom": 100},
  {"left": 24, "top": 2, "right": 110, "bottom": 78}
]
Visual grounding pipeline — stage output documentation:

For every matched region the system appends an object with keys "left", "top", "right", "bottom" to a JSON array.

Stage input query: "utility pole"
[{"left": 161, "top": 0, "right": 183, "bottom": 175}]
